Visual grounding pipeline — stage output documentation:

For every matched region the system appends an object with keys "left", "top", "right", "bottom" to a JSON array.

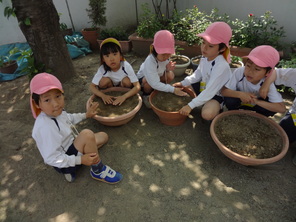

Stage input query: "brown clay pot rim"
[
  {"left": 149, "top": 87, "right": 196, "bottom": 114},
  {"left": 87, "top": 87, "right": 142, "bottom": 122},
  {"left": 210, "top": 110, "right": 289, "bottom": 166}
]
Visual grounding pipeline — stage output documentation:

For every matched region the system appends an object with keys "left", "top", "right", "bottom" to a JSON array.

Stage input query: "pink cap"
[
  {"left": 243, "top": 45, "right": 280, "bottom": 68},
  {"left": 30, "top": 73, "right": 63, "bottom": 118},
  {"left": 153, "top": 30, "right": 175, "bottom": 54},
  {"left": 197, "top": 22, "right": 232, "bottom": 47}
]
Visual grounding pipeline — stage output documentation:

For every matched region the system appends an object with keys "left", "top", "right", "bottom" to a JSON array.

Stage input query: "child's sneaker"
[
  {"left": 64, "top": 173, "right": 76, "bottom": 182},
  {"left": 142, "top": 95, "right": 152, "bottom": 109},
  {"left": 90, "top": 165, "right": 123, "bottom": 184}
]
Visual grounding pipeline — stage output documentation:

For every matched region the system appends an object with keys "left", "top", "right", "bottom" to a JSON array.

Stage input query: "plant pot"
[
  {"left": 170, "top": 55, "right": 190, "bottom": 76},
  {"left": 210, "top": 110, "right": 289, "bottom": 166},
  {"left": 82, "top": 28, "right": 100, "bottom": 50},
  {"left": 87, "top": 87, "right": 142, "bottom": 126},
  {"left": 97, "top": 39, "right": 132, "bottom": 54},
  {"left": 149, "top": 87, "right": 196, "bottom": 126},
  {"left": 230, "top": 61, "right": 244, "bottom": 73},
  {"left": 230, "top": 46, "right": 253, "bottom": 57},
  {"left": 0, "top": 60, "right": 18, "bottom": 74},
  {"left": 190, "top": 55, "right": 202, "bottom": 71},
  {"left": 61, "top": 28, "right": 73, "bottom": 37}
]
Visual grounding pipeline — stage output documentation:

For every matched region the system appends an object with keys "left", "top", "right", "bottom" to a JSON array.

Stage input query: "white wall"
[{"left": 0, "top": 0, "right": 295, "bottom": 46}]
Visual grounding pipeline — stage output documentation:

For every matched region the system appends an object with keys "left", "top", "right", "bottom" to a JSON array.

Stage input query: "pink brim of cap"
[
  {"left": 154, "top": 47, "right": 175, "bottom": 55},
  {"left": 243, "top": 55, "right": 269, "bottom": 68},
  {"left": 197, "top": 33, "right": 230, "bottom": 47}
]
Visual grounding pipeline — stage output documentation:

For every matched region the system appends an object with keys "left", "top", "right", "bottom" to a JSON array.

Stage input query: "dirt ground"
[{"left": 0, "top": 51, "right": 296, "bottom": 222}]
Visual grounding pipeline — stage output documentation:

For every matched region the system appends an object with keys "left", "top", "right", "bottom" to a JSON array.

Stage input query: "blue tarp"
[{"left": 0, "top": 32, "right": 92, "bottom": 82}]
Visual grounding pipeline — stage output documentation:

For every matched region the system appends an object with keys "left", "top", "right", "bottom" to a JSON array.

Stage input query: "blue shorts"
[{"left": 54, "top": 144, "right": 81, "bottom": 174}]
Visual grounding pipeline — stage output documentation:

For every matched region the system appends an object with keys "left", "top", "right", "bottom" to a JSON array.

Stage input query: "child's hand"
[
  {"left": 173, "top": 82, "right": 183, "bottom": 88},
  {"left": 179, "top": 105, "right": 192, "bottom": 116},
  {"left": 166, "top": 61, "right": 176, "bottom": 71},
  {"left": 174, "top": 87, "right": 189, "bottom": 97},
  {"left": 86, "top": 101, "right": 99, "bottom": 118},
  {"left": 81, "top": 153, "right": 99, "bottom": 166},
  {"left": 239, "top": 92, "right": 257, "bottom": 103},
  {"left": 112, "top": 96, "right": 126, "bottom": 106},
  {"left": 101, "top": 94, "right": 114, "bottom": 104}
]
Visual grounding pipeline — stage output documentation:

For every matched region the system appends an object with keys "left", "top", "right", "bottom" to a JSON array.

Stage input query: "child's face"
[
  {"left": 36, "top": 89, "right": 64, "bottom": 117},
  {"left": 103, "top": 51, "right": 121, "bottom": 72},
  {"left": 157, "top": 53, "right": 171, "bottom": 62},
  {"left": 244, "top": 60, "right": 268, "bottom": 84},
  {"left": 201, "top": 39, "right": 220, "bottom": 61}
]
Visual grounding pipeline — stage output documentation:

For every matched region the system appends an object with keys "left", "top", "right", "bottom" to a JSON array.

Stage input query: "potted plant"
[
  {"left": 231, "top": 11, "right": 286, "bottom": 56},
  {"left": 170, "top": 46, "right": 190, "bottom": 76},
  {"left": 190, "top": 55, "right": 202, "bottom": 71},
  {"left": 230, "top": 55, "right": 244, "bottom": 72},
  {"left": 82, "top": 0, "right": 107, "bottom": 50},
  {"left": 0, "top": 47, "right": 19, "bottom": 74},
  {"left": 97, "top": 27, "right": 133, "bottom": 53}
]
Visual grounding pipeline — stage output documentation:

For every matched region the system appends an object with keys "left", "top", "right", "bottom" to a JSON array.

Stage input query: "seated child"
[
  {"left": 30, "top": 73, "right": 122, "bottom": 183},
  {"left": 260, "top": 68, "right": 296, "bottom": 144},
  {"left": 221, "top": 45, "right": 286, "bottom": 117},
  {"left": 136, "top": 30, "right": 188, "bottom": 108},
  {"left": 90, "top": 38, "right": 140, "bottom": 106},
  {"left": 173, "top": 22, "right": 233, "bottom": 120}
]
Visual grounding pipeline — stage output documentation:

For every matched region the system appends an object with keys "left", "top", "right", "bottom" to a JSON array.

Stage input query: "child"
[
  {"left": 260, "top": 68, "right": 296, "bottom": 144},
  {"left": 90, "top": 38, "right": 140, "bottom": 106},
  {"left": 173, "top": 22, "right": 232, "bottom": 120},
  {"left": 136, "top": 30, "right": 188, "bottom": 108},
  {"left": 221, "top": 45, "right": 286, "bottom": 117},
  {"left": 30, "top": 73, "right": 123, "bottom": 183}
]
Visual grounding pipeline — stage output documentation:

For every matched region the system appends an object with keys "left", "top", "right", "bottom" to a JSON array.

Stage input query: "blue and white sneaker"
[
  {"left": 64, "top": 173, "right": 76, "bottom": 182},
  {"left": 90, "top": 165, "right": 123, "bottom": 184}
]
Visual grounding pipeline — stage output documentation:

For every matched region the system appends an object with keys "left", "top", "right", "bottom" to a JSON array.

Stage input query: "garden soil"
[{"left": 0, "top": 51, "right": 296, "bottom": 222}]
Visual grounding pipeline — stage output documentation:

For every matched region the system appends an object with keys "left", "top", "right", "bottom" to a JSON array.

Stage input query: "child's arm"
[
  {"left": 253, "top": 99, "right": 286, "bottom": 113},
  {"left": 89, "top": 83, "right": 114, "bottom": 104},
  {"left": 221, "top": 86, "right": 256, "bottom": 104},
  {"left": 112, "top": 81, "right": 141, "bottom": 106},
  {"left": 259, "top": 69, "right": 277, "bottom": 99}
]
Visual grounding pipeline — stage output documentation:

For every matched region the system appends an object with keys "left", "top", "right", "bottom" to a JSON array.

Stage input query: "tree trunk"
[{"left": 11, "top": 0, "right": 76, "bottom": 82}]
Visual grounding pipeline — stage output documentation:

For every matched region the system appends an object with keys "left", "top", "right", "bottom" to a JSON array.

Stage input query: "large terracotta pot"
[
  {"left": 210, "top": 110, "right": 289, "bottom": 166},
  {"left": 149, "top": 87, "right": 196, "bottom": 126},
  {"left": 82, "top": 28, "right": 100, "bottom": 50},
  {"left": 87, "top": 87, "right": 142, "bottom": 126}
]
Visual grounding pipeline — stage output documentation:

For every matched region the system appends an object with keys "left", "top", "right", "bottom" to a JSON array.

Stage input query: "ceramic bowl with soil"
[
  {"left": 149, "top": 87, "right": 196, "bottom": 126},
  {"left": 210, "top": 110, "right": 289, "bottom": 166},
  {"left": 87, "top": 87, "right": 142, "bottom": 126}
]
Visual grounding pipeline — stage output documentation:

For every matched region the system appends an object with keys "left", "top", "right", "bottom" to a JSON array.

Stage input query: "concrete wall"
[{"left": 0, "top": 0, "right": 295, "bottom": 46}]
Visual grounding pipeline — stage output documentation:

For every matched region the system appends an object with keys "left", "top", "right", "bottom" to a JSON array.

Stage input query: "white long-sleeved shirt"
[
  {"left": 275, "top": 68, "right": 296, "bottom": 113},
  {"left": 32, "top": 111, "right": 86, "bottom": 168},
  {"left": 181, "top": 55, "right": 231, "bottom": 109},
  {"left": 225, "top": 67, "right": 283, "bottom": 106},
  {"left": 137, "top": 54, "right": 174, "bottom": 93},
  {"left": 92, "top": 61, "right": 138, "bottom": 86}
]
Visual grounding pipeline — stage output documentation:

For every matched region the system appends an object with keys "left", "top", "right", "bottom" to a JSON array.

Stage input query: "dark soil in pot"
[
  {"left": 93, "top": 91, "right": 139, "bottom": 117},
  {"left": 214, "top": 113, "right": 283, "bottom": 159}
]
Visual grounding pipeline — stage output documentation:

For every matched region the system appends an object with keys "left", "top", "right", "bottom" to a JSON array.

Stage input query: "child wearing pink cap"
[
  {"left": 260, "top": 68, "right": 296, "bottom": 146},
  {"left": 30, "top": 73, "right": 123, "bottom": 183},
  {"left": 221, "top": 45, "right": 286, "bottom": 117},
  {"left": 173, "top": 22, "right": 232, "bottom": 120},
  {"left": 90, "top": 38, "right": 140, "bottom": 106},
  {"left": 137, "top": 30, "right": 188, "bottom": 108}
]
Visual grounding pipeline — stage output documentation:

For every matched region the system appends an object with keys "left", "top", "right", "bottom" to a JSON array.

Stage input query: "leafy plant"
[
  {"left": 231, "top": 11, "right": 286, "bottom": 50},
  {"left": 0, "top": 47, "right": 19, "bottom": 68},
  {"left": 86, "top": 0, "right": 107, "bottom": 28},
  {"left": 100, "top": 27, "right": 130, "bottom": 41},
  {"left": 59, "top": 22, "right": 68, "bottom": 31},
  {"left": 278, "top": 54, "right": 296, "bottom": 68}
]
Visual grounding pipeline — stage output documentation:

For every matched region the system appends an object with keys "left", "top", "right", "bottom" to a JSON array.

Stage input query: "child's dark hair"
[
  {"left": 100, "top": 42, "right": 123, "bottom": 71},
  {"left": 151, "top": 46, "right": 158, "bottom": 57},
  {"left": 218, "top": 43, "right": 227, "bottom": 54},
  {"left": 32, "top": 93, "right": 40, "bottom": 106}
]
